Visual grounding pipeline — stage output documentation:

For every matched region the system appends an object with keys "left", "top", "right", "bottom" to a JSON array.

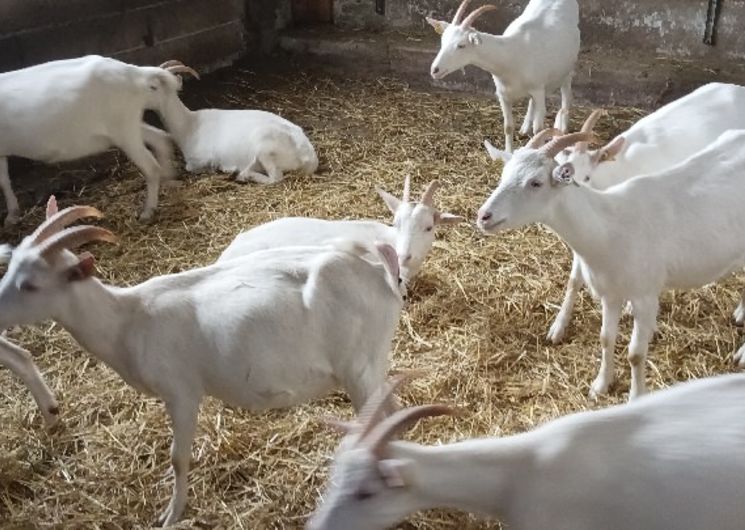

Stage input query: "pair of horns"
[
  {"left": 526, "top": 129, "right": 599, "bottom": 159},
  {"left": 452, "top": 0, "right": 497, "bottom": 27},
  {"left": 328, "top": 372, "right": 454, "bottom": 457},
  {"left": 401, "top": 175, "right": 441, "bottom": 207},
  {"left": 159, "top": 59, "right": 201, "bottom": 80},
  {"left": 524, "top": 108, "right": 607, "bottom": 156},
  {"left": 31, "top": 196, "right": 116, "bottom": 259}
]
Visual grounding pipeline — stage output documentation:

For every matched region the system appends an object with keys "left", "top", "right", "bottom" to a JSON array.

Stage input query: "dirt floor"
[{"left": 0, "top": 62, "right": 742, "bottom": 529}]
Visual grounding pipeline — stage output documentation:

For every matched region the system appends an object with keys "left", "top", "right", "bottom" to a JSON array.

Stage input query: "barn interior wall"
[
  {"left": 333, "top": 0, "right": 745, "bottom": 62},
  {"left": 0, "top": 0, "right": 247, "bottom": 73}
]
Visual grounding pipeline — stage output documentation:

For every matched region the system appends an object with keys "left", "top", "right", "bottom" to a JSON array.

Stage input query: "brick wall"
[{"left": 0, "top": 0, "right": 246, "bottom": 73}]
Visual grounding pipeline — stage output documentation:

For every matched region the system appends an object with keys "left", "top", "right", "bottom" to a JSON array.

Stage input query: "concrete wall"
[
  {"left": 333, "top": 0, "right": 745, "bottom": 63},
  {"left": 0, "top": 0, "right": 246, "bottom": 73}
]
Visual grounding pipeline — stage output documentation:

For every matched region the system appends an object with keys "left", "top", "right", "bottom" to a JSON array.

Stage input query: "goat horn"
[
  {"left": 356, "top": 372, "right": 416, "bottom": 442},
  {"left": 402, "top": 174, "right": 411, "bottom": 203},
  {"left": 526, "top": 128, "right": 563, "bottom": 149},
  {"left": 462, "top": 4, "right": 497, "bottom": 27},
  {"left": 541, "top": 132, "right": 598, "bottom": 159},
  {"left": 45, "top": 195, "right": 58, "bottom": 220},
  {"left": 366, "top": 404, "right": 455, "bottom": 456},
  {"left": 39, "top": 225, "right": 117, "bottom": 259},
  {"left": 452, "top": 0, "right": 473, "bottom": 24},
  {"left": 166, "top": 65, "right": 201, "bottom": 80},
  {"left": 420, "top": 180, "right": 441, "bottom": 207},
  {"left": 576, "top": 109, "right": 607, "bottom": 152},
  {"left": 159, "top": 59, "right": 184, "bottom": 69},
  {"left": 31, "top": 205, "right": 104, "bottom": 245}
]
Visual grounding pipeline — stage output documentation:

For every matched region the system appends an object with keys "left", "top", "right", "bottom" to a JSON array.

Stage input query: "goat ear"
[
  {"left": 468, "top": 32, "right": 481, "bottom": 46},
  {"left": 484, "top": 139, "right": 512, "bottom": 162},
  {"left": 599, "top": 136, "right": 625, "bottom": 163},
  {"left": 378, "top": 459, "right": 410, "bottom": 488},
  {"left": 66, "top": 252, "right": 96, "bottom": 282},
  {"left": 552, "top": 163, "right": 575, "bottom": 186},
  {"left": 375, "top": 242, "right": 400, "bottom": 281},
  {"left": 377, "top": 188, "right": 402, "bottom": 214},
  {"left": 0, "top": 244, "right": 12, "bottom": 265},
  {"left": 426, "top": 17, "right": 449, "bottom": 35},
  {"left": 435, "top": 211, "right": 464, "bottom": 225}
]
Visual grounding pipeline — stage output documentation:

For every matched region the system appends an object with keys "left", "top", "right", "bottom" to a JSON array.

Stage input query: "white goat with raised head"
[
  {"left": 220, "top": 177, "right": 463, "bottom": 282},
  {"left": 0, "top": 55, "right": 179, "bottom": 224},
  {"left": 308, "top": 373, "right": 745, "bottom": 530},
  {"left": 153, "top": 61, "right": 318, "bottom": 184},
  {"left": 487, "top": 83, "right": 745, "bottom": 343},
  {"left": 0, "top": 197, "right": 404, "bottom": 525},
  {"left": 477, "top": 128, "right": 745, "bottom": 400},
  {"left": 427, "top": 0, "right": 579, "bottom": 153}
]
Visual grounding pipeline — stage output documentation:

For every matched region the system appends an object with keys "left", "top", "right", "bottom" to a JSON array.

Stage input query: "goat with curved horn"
[{"left": 309, "top": 374, "right": 745, "bottom": 530}]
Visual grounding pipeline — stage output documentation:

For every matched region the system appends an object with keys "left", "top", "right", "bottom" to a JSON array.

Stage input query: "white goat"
[
  {"left": 488, "top": 83, "right": 745, "bottom": 343},
  {"left": 220, "top": 177, "right": 463, "bottom": 281},
  {"left": 427, "top": 0, "right": 579, "bottom": 153},
  {"left": 0, "top": 198, "right": 404, "bottom": 525},
  {"left": 0, "top": 55, "right": 179, "bottom": 224},
  {"left": 477, "top": 129, "right": 745, "bottom": 399},
  {"left": 307, "top": 373, "right": 745, "bottom": 530},
  {"left": 152, "top": 61, "right": 317, "bottom": 184}
]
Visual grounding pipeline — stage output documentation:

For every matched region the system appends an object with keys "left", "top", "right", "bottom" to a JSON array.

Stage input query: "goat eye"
[
  {"left": 425, "top": 226, "right": 434, "bottom": 232},
  {"left": 354, "top": 489, "right": 375, "bottom": 502},
  {"left": 456, "top": 43, "right": 466, "bottom": 49},
  {"left": 530, "top": 180, "right": 543, "bottom": 188},
  {"left": 20, "top": 282, "right": 38, "bottom": 292},
  {"left": 398, "top": 277, "right": 403, "bottom": 285},
  {"left": 585, "top": 176, "right": 591, "bottom": 182}
]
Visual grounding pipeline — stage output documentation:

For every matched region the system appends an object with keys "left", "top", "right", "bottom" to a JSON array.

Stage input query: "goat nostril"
[
  {"left": 481, "top": 212, "right": 493, "bottom": 222},
  {"left": 433, "top": 67, "right": 440, "bottom": 74},
  {"left": 404, "top": 254, "right": 413, "bottom": 264}
]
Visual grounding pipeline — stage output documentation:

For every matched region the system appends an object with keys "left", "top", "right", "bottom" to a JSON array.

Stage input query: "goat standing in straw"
[{"left": 427, "top": 0, "right": 580, "bottom": 154}]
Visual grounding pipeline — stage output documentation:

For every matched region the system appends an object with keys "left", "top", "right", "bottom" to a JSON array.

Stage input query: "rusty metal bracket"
[{"left": 704, "top": 0, "right": 721, "bottom": 46}]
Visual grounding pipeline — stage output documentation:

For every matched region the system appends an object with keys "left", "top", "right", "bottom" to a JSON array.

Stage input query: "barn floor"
[{"left": 0, "top": 62, "right": 742, "bottom": 529}]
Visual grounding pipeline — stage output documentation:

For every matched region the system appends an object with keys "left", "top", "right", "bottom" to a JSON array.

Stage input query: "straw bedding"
[{"left": 0, "top": 63, "right": 741, "bottom": 529}]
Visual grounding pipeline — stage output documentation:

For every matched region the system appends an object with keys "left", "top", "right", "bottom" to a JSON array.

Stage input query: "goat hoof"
[
  {"left": 733, "top": 347, "right": 745, "bottom": 368},
  {"left": 139, "top": 210, "right": 156, "bottom": 223},
  {"left": 4, "top": 213, "right": 19, "bottom": 227},
  {"left": 733, "top": 306, "right": 745, "bottom": 327},
  {"left": 588, "top": 378, "right": 611, "bottom": 401},
  {"left": 546, "top": 321, "right": 568, "bottom": 344}
]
